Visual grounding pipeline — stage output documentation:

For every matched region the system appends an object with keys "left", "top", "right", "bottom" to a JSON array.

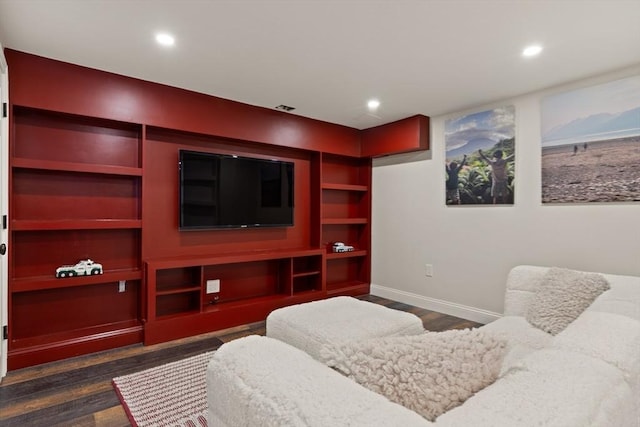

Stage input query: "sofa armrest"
[
  {"left": 503, "top": 265, "right": 549, "bottom": 316},
  {"left": 207, "top": 335, "right": 429, "bottom": 427}
]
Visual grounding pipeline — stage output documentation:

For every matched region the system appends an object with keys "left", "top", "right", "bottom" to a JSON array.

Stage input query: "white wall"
[{"left": 371, "top": 65, "right": 640, "bottom": 323}]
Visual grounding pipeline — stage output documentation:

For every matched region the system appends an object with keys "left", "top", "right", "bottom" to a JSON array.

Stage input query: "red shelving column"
[
  {"left": 8, "top": 106, "right": 143, "bottom": 369},
  {"left": 320, "top": 153, "right": 371, "bottom": 296}
]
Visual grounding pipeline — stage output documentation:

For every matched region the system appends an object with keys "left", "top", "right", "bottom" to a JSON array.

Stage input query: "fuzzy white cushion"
[
  {"left": 319, "top": 329, "right": 506, "bottom": 421},
  {"left": 526, "top": 267, "right": 610, "bottom": 335}
]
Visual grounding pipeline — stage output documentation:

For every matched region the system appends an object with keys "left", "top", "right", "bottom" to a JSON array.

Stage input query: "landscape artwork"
[
  {"left": 541, "top": 75, "right": 640, "bottom": 203},
  {"left": 445, "top": 105, "right": 515, "bottom": 205}
]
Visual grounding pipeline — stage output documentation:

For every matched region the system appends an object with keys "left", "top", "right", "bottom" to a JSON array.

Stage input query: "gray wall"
[{"left": 371, "top": 65, "right": 640, "bottom": 323}]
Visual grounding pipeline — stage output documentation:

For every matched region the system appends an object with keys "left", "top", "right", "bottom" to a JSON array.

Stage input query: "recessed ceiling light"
[
  {"left": 367, "top": 99, "right": 380, "bottom": 110},
  {"left": 522, "top": 44, "right": 543, "bottom": 57},
  {"left": 155, "top": 32, "right": 175, "bottom": 47}
]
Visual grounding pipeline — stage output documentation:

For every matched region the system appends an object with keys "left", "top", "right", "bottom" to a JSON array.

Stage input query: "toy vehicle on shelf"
[
  {"left": 332, "top": 242, "right": 355, "bottom": 253},
  {"left": 55, "top": 259, "right": 103, "bottom": 278}
]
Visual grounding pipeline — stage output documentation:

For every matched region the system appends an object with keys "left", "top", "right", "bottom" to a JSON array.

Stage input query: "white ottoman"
[{"left": 266, "top": 296, "right": 425, "bottom": 360}]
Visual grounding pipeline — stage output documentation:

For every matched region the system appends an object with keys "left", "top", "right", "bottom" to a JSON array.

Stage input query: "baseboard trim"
[{"left": 370, "top": 284, "right": 501, "bottom": 325}]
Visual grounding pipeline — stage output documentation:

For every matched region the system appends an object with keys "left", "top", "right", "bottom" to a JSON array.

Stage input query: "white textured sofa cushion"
[
  {"left": 587, "top": 273, "right": 640, "bottom": 320},
  {"left": 266, "top": 296, "right": 424, "bottom": 360},
  {"left": 553, "top": 311, "right": 640, "bottom": 384},
  {"left": 481, "top": 316, "right": 552, "bottom": 375},
  {"left": 435, "top": 349, "right": 635, "bottom": 427},
  {"left": 207, "top": 335, "right": 429, "bottom": 427}
]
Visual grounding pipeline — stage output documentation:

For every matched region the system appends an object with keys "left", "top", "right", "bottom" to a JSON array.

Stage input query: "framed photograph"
[
  {"left": 445, "top": 105, "right": 515, "bottom": 205},
  {"left": 541, "top": 75, "right": 640, "bottom": 203}
]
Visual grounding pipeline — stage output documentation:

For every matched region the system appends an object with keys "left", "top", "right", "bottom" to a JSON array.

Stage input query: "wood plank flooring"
[{"left": 0, "top": 295, "right": 481, "bottom": 426}]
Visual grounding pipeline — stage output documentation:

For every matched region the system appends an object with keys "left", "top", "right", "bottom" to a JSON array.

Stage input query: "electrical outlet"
[
  {"left": 425, "top": 264, "right": 433, "bottom": 277},
  {"left": 206, "top": 279, "right": 220, "bottom": 294},
  {"left": 118, "top": 280, "right": 126, "bottom": 292}
]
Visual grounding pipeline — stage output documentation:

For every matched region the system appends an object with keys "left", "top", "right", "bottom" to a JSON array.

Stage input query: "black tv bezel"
[{"left": 178, "top": 150, "right": 294, "bottom": 230}]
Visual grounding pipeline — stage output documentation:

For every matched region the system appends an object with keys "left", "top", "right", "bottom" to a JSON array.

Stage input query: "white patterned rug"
[{"left": 112, "top": 351, "right": 214, "bottom": 427}]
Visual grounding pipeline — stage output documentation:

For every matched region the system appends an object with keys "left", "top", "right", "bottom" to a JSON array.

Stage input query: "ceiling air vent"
[{"left": 275, "top": 105, "right": 295, "bottom": 112}]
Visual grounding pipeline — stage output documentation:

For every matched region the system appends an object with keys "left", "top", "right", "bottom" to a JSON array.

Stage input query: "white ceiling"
[{"left": 0, "top": 0, "right": 639, "bottom": 130}]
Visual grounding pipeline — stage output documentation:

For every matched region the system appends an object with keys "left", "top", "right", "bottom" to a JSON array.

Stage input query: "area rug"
[{"left": 112, "top": 351, "right": 213, "bottom": 427}]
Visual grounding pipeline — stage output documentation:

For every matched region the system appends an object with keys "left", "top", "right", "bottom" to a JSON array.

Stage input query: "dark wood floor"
[{"left": 0, "top": 295, "right": 481, "bottom": 426}]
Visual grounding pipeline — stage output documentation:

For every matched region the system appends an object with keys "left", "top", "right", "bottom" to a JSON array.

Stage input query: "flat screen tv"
[{"left": 179, "top": 150, "right": 294, "bottom": 230}]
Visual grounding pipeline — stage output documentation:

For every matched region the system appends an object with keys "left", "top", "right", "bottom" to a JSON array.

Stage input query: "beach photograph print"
[
  {"left": 445, "top": 105, "right": 515, "bottom": 205},
  {"left": 541, "top": 75, "right": 640, "bottom": 203}
]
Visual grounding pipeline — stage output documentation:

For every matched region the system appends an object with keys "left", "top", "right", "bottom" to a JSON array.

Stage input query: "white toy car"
[
  {"left": 332, "top": 242, "right": 355, "bottom": 253},
  {"left": 56, "top": 259, "right": 103, "bottom": 278}
]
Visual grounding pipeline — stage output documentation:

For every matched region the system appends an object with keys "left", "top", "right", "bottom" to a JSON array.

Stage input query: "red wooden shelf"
[
  {"left": 9, "top": 319, "right": 142, "bottom": 351},
  {"left": 156, "top": 286, "right": 201, "bottom": 296},
  {"left": 203, "top": 293, "right": 288, "bottom": 312},
  {"left": 146, "top": 247, "right": 325, "bottom": 269},
  {"left": 11, "top": 269, "right": 143, "bottom": 293},
  {"left": 202, "top": 290, "right": 324, "bottom": 314},
  {"left": 326, "top": 280, "right": 369, "bottom": 296},
  {"left": 12, "top": 157, "right": 142, "bottom": 176},
  {"left": 12, "top": 219, "right": 142, "bottom": 231},
  {"left": 321, "top": 183, "right": 368, "bottom": 192},
  {"left": 326, "top": 249, "right": 368, "bottom": 260},
  {"left": 321, "top": 218, "right": 368, "bottom": 225},
  {"left": 154, "top": 308, "right": 201, "bottom": 321},
  {"left": 292, "top": 270, "right": 321, "bottom": 278}
]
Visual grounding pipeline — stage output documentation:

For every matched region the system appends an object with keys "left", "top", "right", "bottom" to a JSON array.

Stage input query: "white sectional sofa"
[{"left": 207, "top": 266, "right": 640, "bottom": 426}]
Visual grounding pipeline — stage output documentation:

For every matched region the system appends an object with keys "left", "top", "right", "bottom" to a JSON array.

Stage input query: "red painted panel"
[
  {"left": 321, "top": 224, "right": 368, "bottom": 251},
  {"left": 322, "top": 191, "right": 368, "bottom": 219},
  {"left": 361, "top": 115, "right": 430, "bottom": 157},
  {"left": 203, "top": 260, "right": 282, "bottom": 305},
  {"left": 13, "top": 106, "right": 141, "bottom": 167},
  {"left": 292, "top": 276, "right": 321, "bottom": 293},
  {"left": 326, "top": 283, "right": 370, "bottom": 297},
  {"left": 6, "top": 49, "right": 361, "bottom": 157},
  {"left": 142, "top": 130, "right": 312, "bottom": 259},
  {"left": 157, "top": 292, "right": 200, "bottom": 317},
  {"left": 144, "top": 292, "right": 322, "bottom": 345},
  {"left": 11, "top": 281, "right": 140, "bottom": 341},
  {"left": 12, "top": 229, "right": 141, "bottom": 279},
  {"left": 292, "top": 255, "right": 322, "bottom": 275},
  {"left": 326, "top": 257, "right": 367, "bottom": 285},
  {"left": 156, "top": 267, "right": 201, "bottom": 292},
  {"left": 13, "top": 170, "right": 140, "bottom": 221},
  {"left": 321, "top": 154, "right": 370, "bottom": 185},
  {"left": 8, "top": 324, "right": 142, "bottom": 370}
]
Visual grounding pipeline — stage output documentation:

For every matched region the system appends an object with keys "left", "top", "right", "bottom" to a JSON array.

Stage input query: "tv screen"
[{"left": 179, "top": 150, "right": 294, "bottom": 230}]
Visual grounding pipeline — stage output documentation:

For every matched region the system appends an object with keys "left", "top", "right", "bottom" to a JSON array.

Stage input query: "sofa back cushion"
[
  {"left": 436, "top": 349, "right": 634, "bottom": 427},
  {"left": 586, "top": 273, "right": 640, "bottom": 321},
  {"left": 504, "top": 265, "right": 639, "bottom": 320},
  {"left": 526, "top": 267, "right": 610, "bottom": 335}
]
